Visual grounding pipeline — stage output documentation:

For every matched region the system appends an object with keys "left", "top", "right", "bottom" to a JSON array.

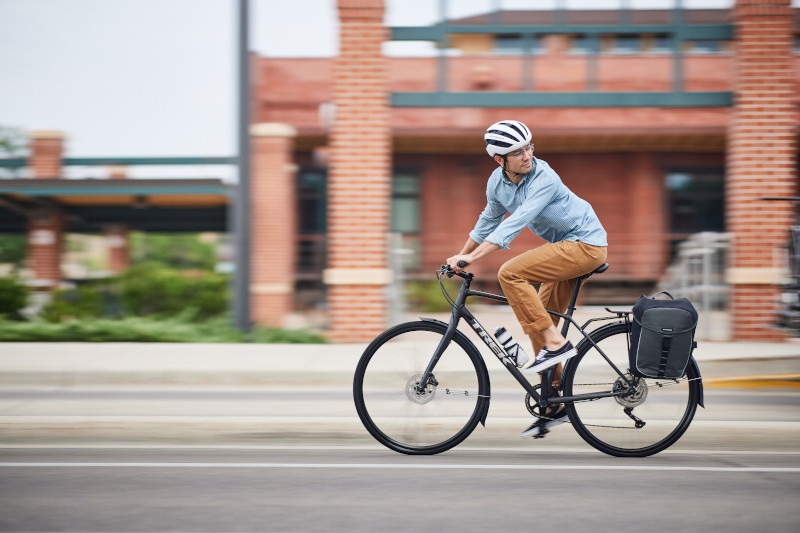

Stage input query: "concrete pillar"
[
  {"left": 326, "top": 0, "right": 392, "bottom": 343},
  {"left": 250, "top": 123, "right": 298, "bottom": 327},
  {"left": 726, "top": 0, "right": 796, "bottom": 340}
]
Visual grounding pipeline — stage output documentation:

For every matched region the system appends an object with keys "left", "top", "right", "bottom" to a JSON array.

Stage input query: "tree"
[{"left": 0, "top": 126, "right": 26, "bottom": 178}]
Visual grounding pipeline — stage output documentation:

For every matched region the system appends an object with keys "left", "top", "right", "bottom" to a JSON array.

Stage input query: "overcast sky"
[{"left": 0, "top": 0, "right": 760, "bottom": 180}]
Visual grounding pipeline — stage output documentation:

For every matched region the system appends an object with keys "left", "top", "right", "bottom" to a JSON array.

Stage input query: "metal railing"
[{"left": 658, "top": 232, "right": 731, "bottom": 340}]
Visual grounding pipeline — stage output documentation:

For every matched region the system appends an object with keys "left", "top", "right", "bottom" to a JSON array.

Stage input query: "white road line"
[
  {"left": 1, "top": 444, "right": 799, "bottom": 456},
  {"left": 1, "top": 462, "right": 798, "bottom": 473}
]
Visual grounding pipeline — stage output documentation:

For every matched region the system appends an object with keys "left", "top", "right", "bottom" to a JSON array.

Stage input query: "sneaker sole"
[
  {"left": 522, "top": 348, "right": 577, "bottom": 374},
  {"left": 520, "top": 416, "right": 569, "bottom": 438}
]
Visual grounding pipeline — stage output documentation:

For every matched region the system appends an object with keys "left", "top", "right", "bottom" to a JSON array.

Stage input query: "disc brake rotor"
[{"left": 406, "top": 373, "right": 436, "bottom": 404}]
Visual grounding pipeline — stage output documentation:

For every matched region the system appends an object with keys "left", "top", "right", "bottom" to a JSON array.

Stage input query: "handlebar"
[{"left": 440, "top": 261, "right": 473, "bottom": 280}]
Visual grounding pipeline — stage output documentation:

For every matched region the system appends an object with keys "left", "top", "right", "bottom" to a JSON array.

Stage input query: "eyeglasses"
[{"left": 510, "top": 144, "right": 534, "bottom": 159}]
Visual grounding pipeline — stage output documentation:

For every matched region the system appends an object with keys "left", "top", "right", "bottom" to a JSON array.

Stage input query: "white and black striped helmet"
[{"left": 484, "top": 120, "right": 532, "bottom": 157}]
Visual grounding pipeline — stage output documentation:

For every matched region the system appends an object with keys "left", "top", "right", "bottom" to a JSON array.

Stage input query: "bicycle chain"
[{"left": 525, "top": 376, "right": 703, "bottom": 429}]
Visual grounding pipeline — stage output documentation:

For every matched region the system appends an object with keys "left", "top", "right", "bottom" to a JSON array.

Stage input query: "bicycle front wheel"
[
  {"left": 353, "top": 320, "right": 490, "bottom": 455},
  {"left": 562, "top": 321, "right": 700, "bottom": 457}
]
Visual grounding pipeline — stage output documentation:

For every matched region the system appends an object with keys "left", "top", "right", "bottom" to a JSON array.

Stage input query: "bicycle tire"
[
  {"left": 562, "top": 321, "right": 700, "bottom": 457},
  {"left": 353, "top": 320, "right": 490, "bottom": 455}
]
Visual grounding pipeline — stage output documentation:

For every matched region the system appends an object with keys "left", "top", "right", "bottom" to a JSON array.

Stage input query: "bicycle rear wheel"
[
  {"left": 562, "top": 321, "right": 700, "bottom": 457},
  {"left": 353, "top": 320, "right": 490, "bottom": 455}
]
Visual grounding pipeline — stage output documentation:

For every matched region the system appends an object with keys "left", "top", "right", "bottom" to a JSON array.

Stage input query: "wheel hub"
[
  {"left": 406, "top": 374, "right": 436, "bottom": 404},
  {"left": 614, "top": 374, "right": 648, "bottom": 408}
]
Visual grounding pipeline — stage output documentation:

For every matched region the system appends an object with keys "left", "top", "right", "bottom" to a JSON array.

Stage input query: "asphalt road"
[
  {"left": 1, "top": 446, "right": 799, "bottom": 533},
  {"left": 1, "top": 354, "right": 798, "bottom": 532}
]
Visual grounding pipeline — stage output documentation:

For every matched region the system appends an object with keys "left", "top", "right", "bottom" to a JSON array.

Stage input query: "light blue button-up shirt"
[{"left": 468, "top": 157, "right": 607, "bottom": 250}]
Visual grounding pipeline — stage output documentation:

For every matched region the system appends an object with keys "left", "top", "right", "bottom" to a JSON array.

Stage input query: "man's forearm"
[{"left": 466, "top": 241, "right": 500, "bottom": 263}]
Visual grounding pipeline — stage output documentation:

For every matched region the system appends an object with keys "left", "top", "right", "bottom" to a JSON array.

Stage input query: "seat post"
[{"left": 560, "top": 275, "right": 587, "bottom": 337}]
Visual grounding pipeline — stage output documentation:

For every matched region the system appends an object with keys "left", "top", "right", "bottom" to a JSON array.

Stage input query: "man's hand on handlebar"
[{"left": 445, "top": 255, "right": 471, "bottom": 274}]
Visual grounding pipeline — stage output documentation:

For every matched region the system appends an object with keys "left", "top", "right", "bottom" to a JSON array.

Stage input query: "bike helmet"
[{"left": 484, "top": 120, "right": 532, "bottom": 157}]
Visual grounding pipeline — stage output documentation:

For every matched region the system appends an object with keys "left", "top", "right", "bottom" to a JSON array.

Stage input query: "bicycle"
[{"left": 353, "top": 262, "right": 705, "bottom": 457}]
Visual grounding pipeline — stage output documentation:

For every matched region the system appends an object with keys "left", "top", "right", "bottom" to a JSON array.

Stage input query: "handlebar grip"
[{"left": 457, "top": 260, "right": 469, "bottom": 268}]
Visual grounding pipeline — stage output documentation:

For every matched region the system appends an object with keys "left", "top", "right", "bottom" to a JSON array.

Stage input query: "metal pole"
[{"left": 234, "top": 0, "right": 251, "bottom": 332}]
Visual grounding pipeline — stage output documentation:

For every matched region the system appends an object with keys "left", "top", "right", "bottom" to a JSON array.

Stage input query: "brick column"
[
  {"left": 105, "top": 224, "right": 129, "bottom": 273},
  {"left": 27, "top": 130, "right": 66, "bottom": 286},
  {"left": 105, "top": 166, "right": 130, "bottom": 272},
  {"left": 250, "top": 123, "right": 298, "bottom": 327},
  {"left": 27, "top": 208, "right": 65, "bottom": 287},
  {"left": 29, "top": 130, "right": 65, "bottom": 178},
  {"left": 726, "top": 0, "right": 796, "bottom": 340},
  {"left": 326, "top": 0, "right": 392, "bottom": 343}
]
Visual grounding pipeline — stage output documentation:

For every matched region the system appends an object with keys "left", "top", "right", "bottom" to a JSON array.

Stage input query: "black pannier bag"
[{"left": 630, "top": 292, "right": 698, "bottom": 379}]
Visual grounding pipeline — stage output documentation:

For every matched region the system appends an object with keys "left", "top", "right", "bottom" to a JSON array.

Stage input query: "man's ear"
[{"left": 493, "top": 155, "right": 505, "bottom": 167}]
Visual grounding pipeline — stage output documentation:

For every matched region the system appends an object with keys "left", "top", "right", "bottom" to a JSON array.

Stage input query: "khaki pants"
[{"left": 498, "top": 241, "right": 608, "bottom": 356}]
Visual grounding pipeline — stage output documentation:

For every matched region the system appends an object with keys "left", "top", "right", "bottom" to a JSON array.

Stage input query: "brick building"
[
  {"left": 2, "top": 1, "right": 796, "bottom": 344},
  {"left": 251, "top": 0, "right": 797, "bottom": 342}
]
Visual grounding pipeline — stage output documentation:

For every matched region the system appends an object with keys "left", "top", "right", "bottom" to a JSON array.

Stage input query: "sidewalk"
[
  {"left": 1, "top": 311, "right": 798, "bottom": 449},
  {"left": 1, "top": 307, "right": 799, "bottom": 388}
]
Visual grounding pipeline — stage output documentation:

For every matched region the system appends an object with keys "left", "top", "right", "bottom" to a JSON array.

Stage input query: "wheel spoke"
[
  {"left": 354, "top": 322, "right": 488, "bottom": 454},
  {"left": 564, "top": 322, "right": 699, "bottom": 457}
]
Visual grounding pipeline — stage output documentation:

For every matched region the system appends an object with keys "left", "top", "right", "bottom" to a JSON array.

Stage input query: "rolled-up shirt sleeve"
[
  {"left": 484, "top": 175, "right": 558, "bottom": 249},
  {"left": 468, "top": 197, "right": 506, "bottom": 247}
]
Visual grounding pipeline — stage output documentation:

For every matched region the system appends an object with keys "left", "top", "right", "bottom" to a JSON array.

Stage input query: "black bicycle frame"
[{"left": 418, "top": 270, "right": 634, "bottom": 409}]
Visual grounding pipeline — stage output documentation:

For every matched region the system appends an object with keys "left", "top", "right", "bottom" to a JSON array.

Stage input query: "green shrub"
[
  {"left": 404, "top": 279, "right": 452, "bottom": 313},
  {"left": 0, "top": 277, "right": 29, "bottom": 319},
  {"left": 0, "top": 316, "right": 326, "bottom": 343},
  {"left": 41, "top": 283, "right": 109, "bottom": 322},
  {"left": 130, "top": 232, "right": 217, "bottom": 271},
  {"left": 117, "top": 264, "right": 229, "bottom": 320}
]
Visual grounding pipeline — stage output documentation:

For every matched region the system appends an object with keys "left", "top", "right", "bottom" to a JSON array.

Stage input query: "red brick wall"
[
  {"left": 416, "top": 151, "right": 689, "bottom": 286},
  {"left": 726, "top": 0, "right": 796, "bottom": 340},
  {"left": 326, "top": 0, "right": 391, "bottom": 342},
  {"left": 256, "top": 55, "right": 736, "bottom": 133},
  {"left": 250, "top": 124, "right": 298, "bottom": 327}
]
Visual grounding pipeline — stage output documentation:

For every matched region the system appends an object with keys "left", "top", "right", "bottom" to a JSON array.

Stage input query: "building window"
[
  {"left": 643, "top": 34, "right": 672, "bottom": 53},
  {"left": 666, "top": 170, "right": 725, "bottom": 255},
  {"left": 688, "top": 40, "right": 728, "bottom": 53},
  {"left": 609, "top": 34, "right": 641, "bottom": 54},
  {"left": 297, "top": 169, "right": 327, "bottom": 277},
  {"left": 567, "top": 34, "right": 591, "bottom": 54},
  {"left": 494, "top": 34, "right": 538, "bottom": 55},
  {"left": 392, "top": 173, "right": 421, "bottom": 272},
  {"left": 392, "top": 174, "right": 420, "bottom": 234}
]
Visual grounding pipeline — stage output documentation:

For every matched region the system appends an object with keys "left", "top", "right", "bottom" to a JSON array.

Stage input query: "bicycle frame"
[{"left": 418, "top": 269, "right": 635, "bottom": 409}]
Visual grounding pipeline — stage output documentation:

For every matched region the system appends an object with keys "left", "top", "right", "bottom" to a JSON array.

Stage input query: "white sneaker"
[
  {"left": 523, "top": 341, "right": 576, "bottom": 374},
  {"left": 521, "top": 408, "right": 569, "bottom": 438}
]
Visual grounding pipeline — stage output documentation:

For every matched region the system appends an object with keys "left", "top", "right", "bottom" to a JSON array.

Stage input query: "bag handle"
[
  {"left": 633, "top": 314, "right": 698, "bottom": 335},
  {"left": 649, "top": 291, "right": 676, "bottom": 300}
]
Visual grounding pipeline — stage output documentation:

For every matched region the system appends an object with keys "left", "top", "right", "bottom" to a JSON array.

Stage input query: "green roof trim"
[
  {"left": 391, "top": 91, "right": 733, "bottom": 108},
  {"left": 0, "top": 178, "right": 231, "bottom": 197},
  {"left": 391, "top": 23, "right": 733, "bottom": 41}
]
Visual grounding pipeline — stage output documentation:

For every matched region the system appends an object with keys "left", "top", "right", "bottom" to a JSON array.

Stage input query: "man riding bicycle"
[{"left": 446, "top": 120, "right": 608, "bottom": 438}]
